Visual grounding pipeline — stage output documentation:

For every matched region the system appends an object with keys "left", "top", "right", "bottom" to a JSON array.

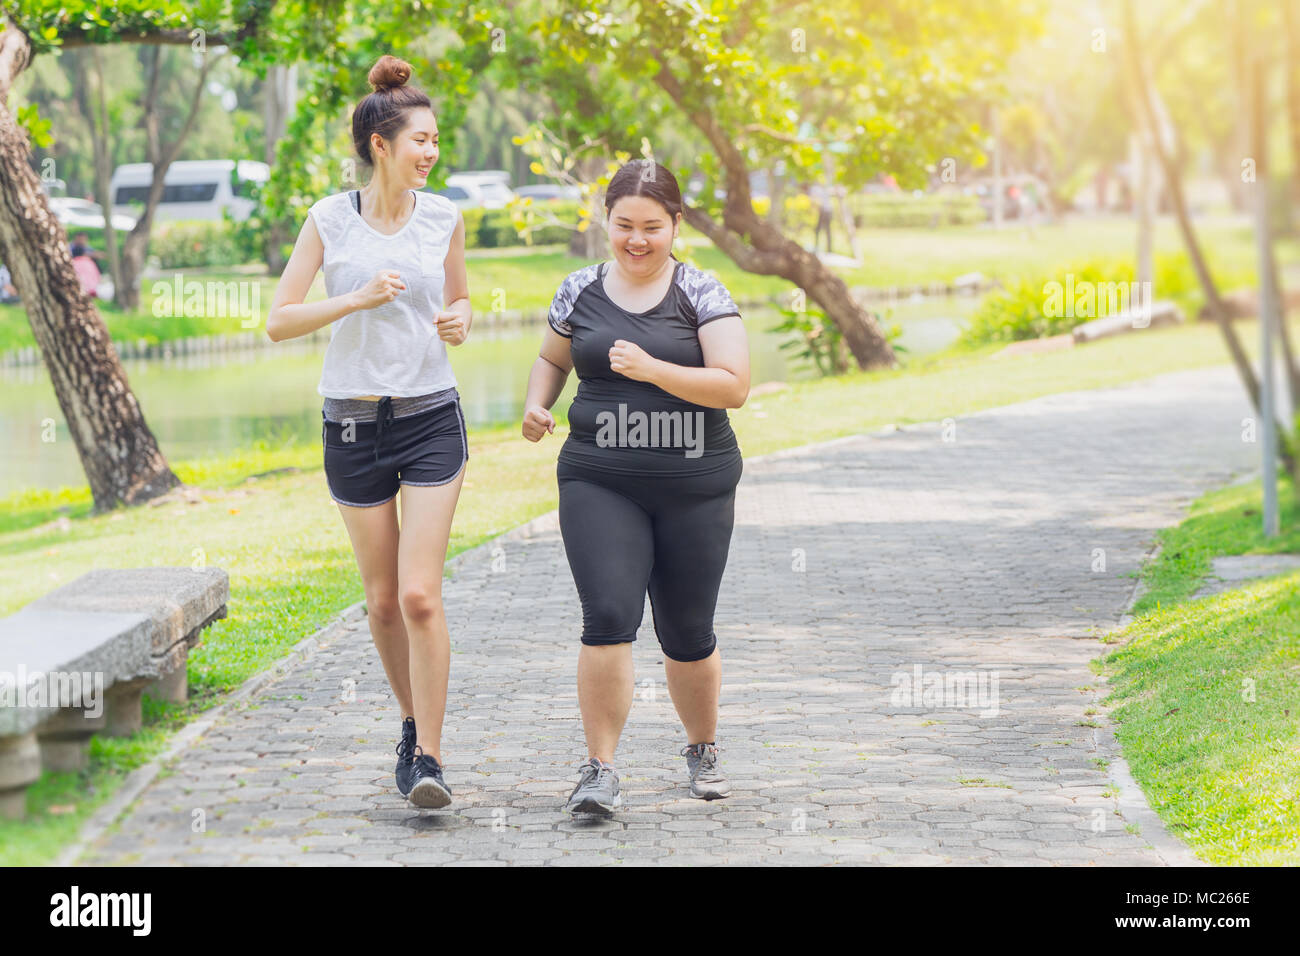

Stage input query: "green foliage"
[
  {"left": 491, "top": 199, "right": 578, "bottom": 248},
  {"left": 1101, "top": 473, "right": 1300, "bottom": 864},
  {"left": 150, "top": 220, "right": 247, "bottom": 269},
  {"left": 959, "top": 252, "right": 1253, "bottom": 346},
  {"left": 848, "top": 193, "right": 986, "bottom": 228},
  {"left": 15, "top": 103, "right": 53, "bottom": 148},
  {"left": 222, "top": 170, "right": 269, "bottom": 267},
  {"left": 768, "top": 301, "right": 853, "bottom": 377},
  {"left": 755, "top": 192, "right": 985, "bottom": 231},
  {"left": 496, "top": 0, "right": 1041, "bottom": 235}
]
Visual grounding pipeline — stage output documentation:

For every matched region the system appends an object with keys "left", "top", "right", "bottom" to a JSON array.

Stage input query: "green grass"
[
  {"left": 3, "top": 217, "right": 1292, "bottom": 352},
  {"left": 1128, "top": 474, "right": 1300, "bottom": 616},
  {"left": 0, "top": 303, "right": 1289, "bottom": 865},
  {"left": 1099, "top": 473, "right": 1300, "bottom": 865}
]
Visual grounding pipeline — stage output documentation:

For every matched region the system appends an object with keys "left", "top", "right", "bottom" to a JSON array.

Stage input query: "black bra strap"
[{"left": 351, "top": 190, "right": 360, "bottom": 213}]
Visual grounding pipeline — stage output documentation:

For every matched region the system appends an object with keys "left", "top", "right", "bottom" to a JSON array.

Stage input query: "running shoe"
[
  {"left": 564, "top": 757, "right": 621, "bottom": 815},
  {"left": 681, "top": 742, "right": 731, "bottom": 799},
  {"left": 408, "top": 749, "right": 452, "bottom": 809},
  {"left": 395, "top": 716, "right": 417, "bottom": 797}
]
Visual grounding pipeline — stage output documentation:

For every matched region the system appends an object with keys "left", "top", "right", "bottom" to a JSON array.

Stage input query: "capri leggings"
[{"left": 557, "top": 452, "right": 743, "bottom": 662}]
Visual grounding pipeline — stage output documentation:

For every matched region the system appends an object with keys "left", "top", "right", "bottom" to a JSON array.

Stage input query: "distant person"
[
  {"left": 70, "top": 232, "right": 103, "bottom": 275},
  {"left": 0, "top": 263, "right": 19, "bottom": 304},
  {"left": 810, "top": 182, "right": 834, "bottom": 254},
  {"left": 68, "top": 252, "right": 99, "bottom": 298}
]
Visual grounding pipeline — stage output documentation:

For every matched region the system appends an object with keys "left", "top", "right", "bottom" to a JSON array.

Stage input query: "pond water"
[{"left": 0, "top": 298, "right": 979, "bottom": 496}]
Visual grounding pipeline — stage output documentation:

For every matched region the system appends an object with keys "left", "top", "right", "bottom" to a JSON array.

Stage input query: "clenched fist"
[
  {"left": 436, "top": 310, "right": 468, "bottom": 346},
  {"left": 608, "top": 338, "right": 657, "bottom": 382},
  {"left": 355, "top": 269, "right": 405, "bottom": 310},
  {"left": 522, "top": 404, "right": 555, "bottom": 442}
]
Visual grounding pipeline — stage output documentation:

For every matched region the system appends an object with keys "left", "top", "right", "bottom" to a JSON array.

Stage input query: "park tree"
[
  {"left": 477, "top": 0, "right": 1041, "bottom": 370},
  {"left": 0, "top": 0, "right": 343, "bottom": 511},
  {"left": 1120, "top": 0, "right": 1299, "bottom": 482}
]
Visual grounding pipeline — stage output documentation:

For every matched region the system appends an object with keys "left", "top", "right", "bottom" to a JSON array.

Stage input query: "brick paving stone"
[{"left": 71, "top": 368, "right": 1251, "bottom": 867}]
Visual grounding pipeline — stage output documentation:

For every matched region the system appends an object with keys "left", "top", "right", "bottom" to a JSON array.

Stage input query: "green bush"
[
  {"left": 754, "top": 191, "right": 983, "bottom": 232},
  {"left": 150, "top": 220, "right": 246, "bottom": 269},
  {"left": 848, "top": 192, "right": 985, "bottom": 228},
  {"left": 490, "top": 199, "right": 582, "bottom": 248},
  {"left": 958, "top": 252, "right": 1255, "bottom": 346}
]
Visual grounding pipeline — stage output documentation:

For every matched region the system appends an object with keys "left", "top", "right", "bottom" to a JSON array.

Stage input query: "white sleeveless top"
[{"left": 308, "top": 189, "right": 461, "bottom": 398}]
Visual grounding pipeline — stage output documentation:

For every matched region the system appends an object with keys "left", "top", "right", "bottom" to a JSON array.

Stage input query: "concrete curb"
[
  {"left": 1090, "top": 461, "right": 1259, "bottom": 868},
  {"left": 56, "top": 601, "right": 368, "bottom": 867}
]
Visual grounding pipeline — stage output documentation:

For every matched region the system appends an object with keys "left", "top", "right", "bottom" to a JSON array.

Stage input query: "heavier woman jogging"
[
  {"left": 521, "top": 159, "right": 749, "bottom": 814},
  {"left": 267, "top": 55, "right": 470, "bottom": 810}
]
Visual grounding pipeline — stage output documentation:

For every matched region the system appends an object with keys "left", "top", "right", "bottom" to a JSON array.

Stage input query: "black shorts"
[{"left": 322, "top": 397, "right": 468, "bottom": 508}]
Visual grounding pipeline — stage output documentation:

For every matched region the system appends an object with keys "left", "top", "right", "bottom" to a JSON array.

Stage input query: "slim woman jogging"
[
  {"left": 267, "top": 55, "right": 470, "bottom": 810},
  {"left": 522, "top": 159, "right": 750, "bottom": 814}
]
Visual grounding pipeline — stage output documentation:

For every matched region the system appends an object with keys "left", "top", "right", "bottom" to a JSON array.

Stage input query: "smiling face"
[
  {"left": 372, "top": 107, "right": 439, "bottom": 187},
  {"left": 607, "top": 195, "right": 680, "bottom": 275}
]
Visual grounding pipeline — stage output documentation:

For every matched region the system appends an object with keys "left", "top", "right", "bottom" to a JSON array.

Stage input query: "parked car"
[
  {"left": 514, "top": 184, "right": 581, "bottom": 202},
  {"left": 49, "top": 197, "right": 137, "bottom": 232},
  {"left": 435, "top": 170, "right": 516, "bottom": 209},
  {"left": 109, "top": 159, "right": 268, "bottom": 222}
]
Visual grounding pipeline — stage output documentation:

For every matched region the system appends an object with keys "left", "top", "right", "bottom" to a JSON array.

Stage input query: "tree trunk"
[
  {"left": 767, "top": 160, "right": 785, "bottom": 232},
  {"left": 682, "top": 201, "right": 895, "bottom": 370},
  {"left": 114, "top": 44, "right": 217, "bottom": 308},
  {"left": 649, "top": 49, "right": 894, "bottom": 370},
  {"left": 1129, "top": 132, "right": 1154, "bottom": 291},
  {"left": 0, "top": 23, "right": 181, "bottom": 511},
  {"left": 263, "top": 63, "right": 296, "bottom": 275},
  {"left": 71, "top": 47, "right": 124, "bottom": 299},
  {"left": 1122, "top": 0, "right": 1261, "bottom": 409},
  {"left": 1284, "top": 0, "right": 1300, "bottom": 211}
]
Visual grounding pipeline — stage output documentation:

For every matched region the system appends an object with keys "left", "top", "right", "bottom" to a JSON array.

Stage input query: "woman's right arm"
[
  {"left": 522, "top": 327, "right": 573, "bottom": 442},
  {"left": 265, "top": 214, "right": 404, "bottom": 342}
]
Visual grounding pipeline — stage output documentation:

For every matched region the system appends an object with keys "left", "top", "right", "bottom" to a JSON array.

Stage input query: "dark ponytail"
[{"left": 351, "top": 55, "right": 433, "bottom": 168}]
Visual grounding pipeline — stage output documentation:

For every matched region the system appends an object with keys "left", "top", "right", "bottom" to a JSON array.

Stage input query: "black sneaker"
[
  {"left": 395, "top": 717, "right": 417, "bottom": 797},
  {"left": 408, "top": 749, "right": 452, "bottom": 809}
]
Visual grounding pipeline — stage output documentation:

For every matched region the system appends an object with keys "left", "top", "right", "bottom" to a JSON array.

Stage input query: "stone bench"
[
  {"left": 1071, "top": 300, "right": 1183, "bottom": 343},
  {"left": 0, "top": 567, "right": 228, "bottom": 819}
]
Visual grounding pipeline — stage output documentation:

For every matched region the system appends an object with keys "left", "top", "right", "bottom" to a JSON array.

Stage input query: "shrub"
[
  {"left": 151, "top": 220, "right": 246, "bottom": 269},
  {"left": 958, "top": 253, "right": 1250, "bottom": 347}
]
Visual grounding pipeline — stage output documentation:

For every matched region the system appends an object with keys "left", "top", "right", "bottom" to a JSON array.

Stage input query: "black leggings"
[{"left": 557, "top": 454, "right": 742, "bottom": 662}]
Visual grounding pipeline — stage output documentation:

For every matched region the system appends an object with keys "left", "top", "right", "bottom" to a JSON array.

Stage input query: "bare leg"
[
  {"left": 577, "top": 643, "right": 634, "bottom": 765},
  {"left": 334, "top": 497, "right": 412, "bottom": 718},
  {"left": 663, "top": 647, "right": 721, "bottom": 744},
  {"left": 397, "top": 465, "right": 466, "bottom": 764}
]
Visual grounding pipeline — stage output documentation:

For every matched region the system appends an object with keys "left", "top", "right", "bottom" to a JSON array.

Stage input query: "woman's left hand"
[
  {"left": 608, "top": 339, "right": 658, "bottom": 382},
  {"left": 435, "top": 310, "right": 468, "bottom": 346}
]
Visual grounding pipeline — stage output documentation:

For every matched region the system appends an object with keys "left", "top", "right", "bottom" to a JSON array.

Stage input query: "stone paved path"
[{"left": 73, "top": 366, "right": 1255, "bottom": 865}]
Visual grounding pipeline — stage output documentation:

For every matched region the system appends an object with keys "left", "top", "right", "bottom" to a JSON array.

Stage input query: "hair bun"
[{"left": 368, "top": 55, "right": 412, "bottom": 93}]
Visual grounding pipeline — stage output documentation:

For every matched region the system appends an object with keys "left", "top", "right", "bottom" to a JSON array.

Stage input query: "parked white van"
[{"left": 110, "top": 159, "right": 269, "bottom": 222}]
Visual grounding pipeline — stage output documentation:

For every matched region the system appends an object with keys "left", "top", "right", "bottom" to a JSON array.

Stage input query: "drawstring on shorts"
[{"left": 373, "top": 395, "right": 395, "bottom": 465}]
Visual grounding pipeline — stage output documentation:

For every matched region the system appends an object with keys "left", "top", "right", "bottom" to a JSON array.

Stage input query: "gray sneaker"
[
  {"left": 564, "top": 757, "right": 622, "bottom": 815},
  {"left": 682, "top": 742, "right": 731, "bottom": 799}
]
